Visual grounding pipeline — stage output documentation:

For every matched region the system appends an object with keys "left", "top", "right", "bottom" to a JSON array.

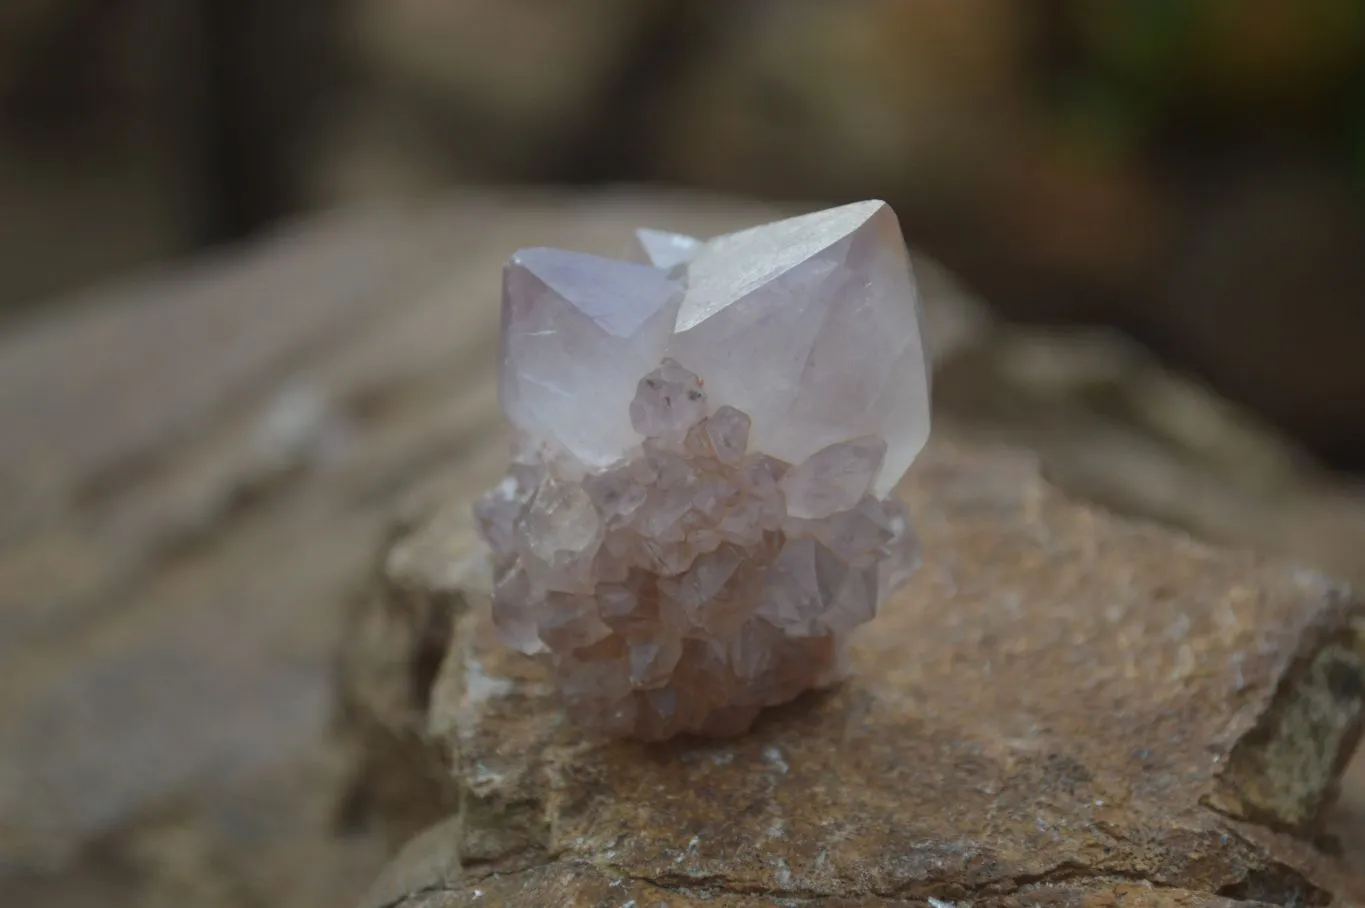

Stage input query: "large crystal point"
[
  {"left": 669, "top": 200, "right": 928, "bottom": 496},
  {"left": 479, "top": 201, "right": 930, "bottom": 741},
  {"left": 500, "top": 248, "right": 683, "bottom": 467}
]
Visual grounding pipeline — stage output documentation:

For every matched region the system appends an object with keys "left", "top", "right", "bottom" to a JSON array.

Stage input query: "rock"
[
  {"left": 358, "top": 435, "right": 1365, "bottom": 905},
  {"left": 387, "top": 871, "right": 1255, "bottom": 908},
  {"left": 932, "top": 322, "right": 1365, "bottom": 595}
]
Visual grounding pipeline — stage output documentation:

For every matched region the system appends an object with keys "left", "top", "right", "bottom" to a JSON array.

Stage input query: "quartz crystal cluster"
[{"left": 475, "top": 200, "right": 930, "bottom": 740}]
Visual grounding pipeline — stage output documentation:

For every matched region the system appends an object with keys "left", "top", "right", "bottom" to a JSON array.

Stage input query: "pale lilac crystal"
[
  {"left": 477, "top": 201, "right": 930, "bottom": 740},
  {"left": 704, "top": 405, "right": 750, "bottom": 464},
  {"left": 500, "top": 249, "right": 682, "bottom": 467},
  {"left": 628, "top": 635, "right": 683, "bottom": 688},
  {"left": 538, "top": 592, "right": 613, "bottom": 649},
  {"left": 756, "top": 538, "right": 848, "bottom": 635},
  {"left": 780, "top": 435, "right": 888, "bottom": 520},
  {"left": 629, "top": 359, "right": 708, "bottom": 441},
  {"left": 516, "top": 477, "right": 602, "bottom": 592},
  {"left": 473, "top": 474, "right": 530, "bottom": 553},
  {"left": 659, "top": 545, "right": 742, "bottom": 614},
  {"left": 631, "top": 228, "right": 703, "bottom": 272},
  {"left": 821, "top": 564, "right": 878, "bottom": 634},
  {"left": 582, "top": 465, "right": 647, "bottom": 522},
  {"left": 809, "top": 497, "right": 895, "bottom": 567}
]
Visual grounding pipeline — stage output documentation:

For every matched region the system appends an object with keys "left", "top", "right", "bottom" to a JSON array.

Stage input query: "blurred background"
[
  {"left": 5, "top": 0, "right": 1365, "bottom": 466},
  {"left": 5, "top": 2, "right": 1365, "bottom": 907}
]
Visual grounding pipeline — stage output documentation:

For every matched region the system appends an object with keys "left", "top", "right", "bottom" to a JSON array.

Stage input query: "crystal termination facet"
[{"left": 477, "top": 200, "right": 929, "bottom": 740}]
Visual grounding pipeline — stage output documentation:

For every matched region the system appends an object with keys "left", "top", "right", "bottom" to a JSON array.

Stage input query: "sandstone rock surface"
[{"left": 357, "top": 436, "right": 1365, "bottom": 906}]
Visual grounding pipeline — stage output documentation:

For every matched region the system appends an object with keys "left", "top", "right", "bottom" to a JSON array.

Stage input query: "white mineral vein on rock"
[{"left": 479, "top": 200, "right": 929, "bottom": 740}]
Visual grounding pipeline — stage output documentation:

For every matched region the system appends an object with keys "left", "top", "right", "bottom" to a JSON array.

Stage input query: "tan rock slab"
[{"left": 359, "top": 438, "right": 1365, "bottom": 906}]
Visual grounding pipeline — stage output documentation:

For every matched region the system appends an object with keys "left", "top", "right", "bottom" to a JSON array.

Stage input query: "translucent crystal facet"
[
  {"left": 479, "top": 200, "right": 930, "bottom": 740},
  {"left": 631, "top": 228, "right": 703, "bottom": 272},
  {"left": 704, "top": 405, "right": 750, "bottom": 465},
  {"left": 499, "top": 248, "right": 683, "bottom": 467},
  {"left": 669, "top": 201, "right": 928, "bottom": 496},
  {"left": 629, "top": 359, "right": 708, "bottom": 442},
  {"left": 780, "top": 435, "right": 888, "bottom": 520}
]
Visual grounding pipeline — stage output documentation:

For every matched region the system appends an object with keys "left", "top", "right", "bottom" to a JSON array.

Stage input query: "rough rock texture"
[{"left": 360, "top": 436, "right": 1365, "bottom": 906}]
